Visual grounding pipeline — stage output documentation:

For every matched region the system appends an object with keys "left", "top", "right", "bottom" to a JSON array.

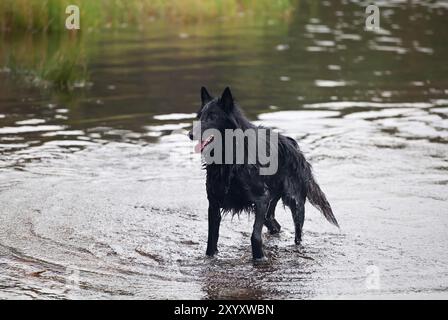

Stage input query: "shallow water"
[{"left": 1, "top": 1, "right": 448, "bottom": 299}]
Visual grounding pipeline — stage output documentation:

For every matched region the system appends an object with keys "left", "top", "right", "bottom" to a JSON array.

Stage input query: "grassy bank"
[
  {"left": 0, "top": 0, "right": 296, "bottom": 90},
  {"left": 0, "top": 0, "right": 295, "bottom": 33},
  {"left": 2, "top": 33, "right": 87, "bottom": 90}
]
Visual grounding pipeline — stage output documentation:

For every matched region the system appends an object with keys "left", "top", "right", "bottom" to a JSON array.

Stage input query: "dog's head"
[{"left": 189, "top": 87, "right": 238, "bottom": 153}]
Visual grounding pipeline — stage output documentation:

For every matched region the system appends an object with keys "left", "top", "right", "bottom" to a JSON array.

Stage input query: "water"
[{"left": 1, "top": 1, "right": 448, "bottom": 299}]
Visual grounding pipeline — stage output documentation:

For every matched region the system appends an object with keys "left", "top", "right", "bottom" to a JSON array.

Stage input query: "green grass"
[
  {"left": 0, "top": 0, "right": 296, "bottom": 33},
  {"left": 2, "top": 33, "right": 88, "bottom": 90},
  {"left": 0, "top": 0, "right": 296, "bottom": 90}
]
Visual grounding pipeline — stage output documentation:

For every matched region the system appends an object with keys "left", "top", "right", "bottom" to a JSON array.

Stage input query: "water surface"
[{"left": 1, "top": 1, "right": 448, "bottom": 299}]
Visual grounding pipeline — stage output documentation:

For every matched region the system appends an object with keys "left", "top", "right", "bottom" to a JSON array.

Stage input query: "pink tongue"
[{"left": 194, "top": 141, "right": 205, "bottom": 153}]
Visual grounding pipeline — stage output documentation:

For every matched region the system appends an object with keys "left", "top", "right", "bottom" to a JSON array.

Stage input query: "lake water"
[{"left": 0, "top": 1, "right": 447, "bottom": 299}]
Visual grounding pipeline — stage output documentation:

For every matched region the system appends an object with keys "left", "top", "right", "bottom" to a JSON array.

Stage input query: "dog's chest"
[{"left": 206, "top": 167, "right": 253, "bottom": 210}]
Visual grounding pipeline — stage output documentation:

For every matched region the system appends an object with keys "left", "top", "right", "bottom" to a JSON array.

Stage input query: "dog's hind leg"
[
  {"left": 206, "top": 202, "right": 221, "bottom": 257},
  {"left": 252, "top": 194, "right": 270, "bottom": 261},
  {"left": 289, "top": 199, "right": 305, "bottom": 245},
  {"left": 264, "top": 196, "right": 281, "bottom": 234}
]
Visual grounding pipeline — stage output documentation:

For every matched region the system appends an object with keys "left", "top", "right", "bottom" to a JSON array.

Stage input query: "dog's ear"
[
  {"left": 201, "top": 86, "right": 213, "bottom": 106},
  {"left": 220, "top": 87, "right": 234, "bottom": 112}
]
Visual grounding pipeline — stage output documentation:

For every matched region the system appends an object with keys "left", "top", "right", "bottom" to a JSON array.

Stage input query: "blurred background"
[
  {"left": 0, "top": 0, "right": 447, "bottom": 299},
  {"left": 0, "top": 0, "right": 447, "bottom": 144}
]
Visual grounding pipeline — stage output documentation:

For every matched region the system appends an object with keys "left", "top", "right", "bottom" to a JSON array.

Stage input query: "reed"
[
  {"left": 0, "top": 0, "right": 295, "bottom": 33},
  {"left": 0, "top": 0, "right": 295, "bottom": 90},
  {"left": 2, "top": 33, "right": 88, "bottom": 90}
]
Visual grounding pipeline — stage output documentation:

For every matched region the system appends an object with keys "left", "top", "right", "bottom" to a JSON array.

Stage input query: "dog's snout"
[{"left": 188, "top": 130, "right": 193, "bottom": 140}]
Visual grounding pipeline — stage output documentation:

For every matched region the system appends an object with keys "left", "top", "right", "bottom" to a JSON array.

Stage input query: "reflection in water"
[{"left": 0, "top": 1, "right": 448, "bottom": 299}]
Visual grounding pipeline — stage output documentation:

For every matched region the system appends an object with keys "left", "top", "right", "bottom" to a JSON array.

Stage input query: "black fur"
[{"left": 189, "top": 87, "right": 339, "bottom": 261}]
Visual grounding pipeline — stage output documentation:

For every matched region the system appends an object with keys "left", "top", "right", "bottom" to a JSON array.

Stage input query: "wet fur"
[{"left": 189, "top": 87, "right": 339, "bottom": 261}]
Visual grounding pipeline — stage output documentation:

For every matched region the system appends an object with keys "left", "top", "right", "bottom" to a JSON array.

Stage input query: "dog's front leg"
[{"left": 206, "top": 202, "right": 221, "bottom": 257}]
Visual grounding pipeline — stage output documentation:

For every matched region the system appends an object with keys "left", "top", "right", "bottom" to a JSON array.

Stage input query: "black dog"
[{"left": 189, "top": 87, "right": 339, "bottom": 261}]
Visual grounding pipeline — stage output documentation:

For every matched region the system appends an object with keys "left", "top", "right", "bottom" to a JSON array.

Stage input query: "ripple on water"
[
  {"left": 0, "top": 125, "right": 67, "bottom": 135},
  {"left": 303, "top": 101, "right": 434, "bottom": 110},
  {"left": 15, "top": 119, "right": 46, "bottom": 125},
  {"left": 153, "top": 113, "right": 196, "bottom": 120}
]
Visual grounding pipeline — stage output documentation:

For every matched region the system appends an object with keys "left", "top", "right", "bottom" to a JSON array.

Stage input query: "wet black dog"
[{"left": 189, "top": 87, "right": 339, "bottom": 261}]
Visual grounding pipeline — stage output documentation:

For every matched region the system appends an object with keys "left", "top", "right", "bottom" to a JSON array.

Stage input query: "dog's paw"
[
  {"left": 205, "top": 249, "right": 218, "bottom": 257},
  {"left": 269, "top": 225, "right": 281, "bottom": 235},
  {"left": 253, "top": 256, "right": 269, "bottom": 265},
  {"left": 265, "top": 219, "right": 282, "bottom": 235}
]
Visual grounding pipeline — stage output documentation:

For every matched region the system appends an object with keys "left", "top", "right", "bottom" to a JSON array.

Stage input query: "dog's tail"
[{"left": 306, "top": 173, "right": 339, "bottom": 228}]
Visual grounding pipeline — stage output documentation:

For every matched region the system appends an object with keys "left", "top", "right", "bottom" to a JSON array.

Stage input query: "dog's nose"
[{"left": 188, "top": 131, "right": 193, "bottom": 140}]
